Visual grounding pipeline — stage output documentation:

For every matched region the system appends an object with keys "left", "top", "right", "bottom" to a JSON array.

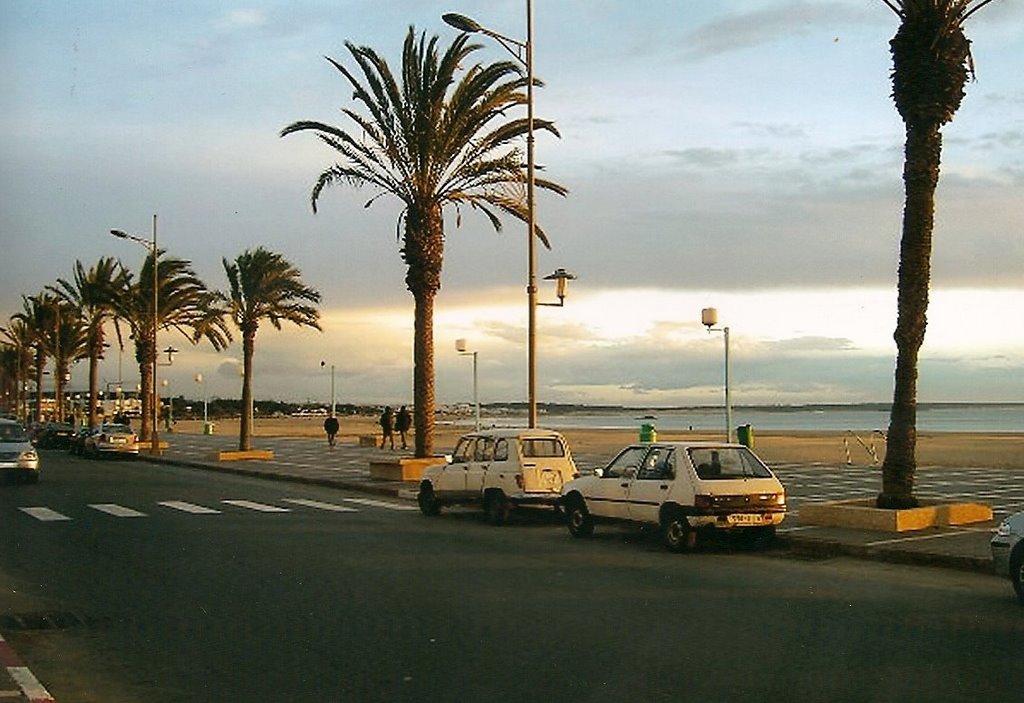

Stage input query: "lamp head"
[
  {"left": 701, "top": 307, "right": 718, "bottom": 329},
  {"left": 442, "top": 13, "right": 482, "bottom": 33},
  {"left": 455, "top": 338, "right": 468, "bottom": 353}
]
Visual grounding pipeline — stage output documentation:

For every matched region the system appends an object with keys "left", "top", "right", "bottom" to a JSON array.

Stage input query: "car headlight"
[
  {"left": 995, "top": 520, "right": 1011, "bottom": 538},
  {"left": 20, "top": 450, "right": 38, "bottom": 462}
]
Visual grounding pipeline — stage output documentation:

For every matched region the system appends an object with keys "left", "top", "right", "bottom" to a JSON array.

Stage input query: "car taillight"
[
  {"left": 515, "top": 475, "right": 524, "bottom": 489},
  {"left": 694, "top": 494, "right": 712, "bottom": 509}
]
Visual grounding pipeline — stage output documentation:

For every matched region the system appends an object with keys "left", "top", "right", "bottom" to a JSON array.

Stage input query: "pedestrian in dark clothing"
[
  {"left": 379, "top": 406, "right": 395, "bottom": 450},
  {"left": 324, "top": 415, "right": 340, "bottom": 447},
  {"left": 395, "top": 406, "right": 411, "bottom": 450}
]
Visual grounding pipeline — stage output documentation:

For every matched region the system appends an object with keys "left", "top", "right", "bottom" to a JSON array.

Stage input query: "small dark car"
[{"left": 35, "top": 422, "right": 76, "bottom": 449}]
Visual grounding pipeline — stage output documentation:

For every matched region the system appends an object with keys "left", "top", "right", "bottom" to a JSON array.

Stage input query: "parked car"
[
  {"left": 35, "top": 422, "right": 76, "bottom": 449},
  {"left": 991, "top": 510, "right": 1024, "bottom": 605},
  {"left": 559, "top": 441, "right": 786, "bottom": 551},
  {"left": 0, "top": 419, "right": 40, "bottom": 483},
  {"left": 83, "top": 423, "right": 139, "bottom": 458},
  {"left": 68, "top": 427, "right": 97, "bottom": 456},
  {"left": 417, "top": 428, "right": 578, "bottom": 524}
]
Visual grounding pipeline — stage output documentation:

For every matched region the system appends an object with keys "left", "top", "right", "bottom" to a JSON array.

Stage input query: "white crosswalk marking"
[
  {"left": 342, "top": 497, "right": 418, "bottom": 511},
  {"left": 222, "top": 500, "right": 290, "bottom": 513},
  {"left": 19, "top": 507, "right": 71, "bottom": 522},
  {"left": 158, "top": 501, "right": 222, "bottom": 514},
  {"left": 282, "top": 498, "right": 357, "bottom": 512},
  {"left": 89, "top": 504, "right": 147, "bottom": 518}
]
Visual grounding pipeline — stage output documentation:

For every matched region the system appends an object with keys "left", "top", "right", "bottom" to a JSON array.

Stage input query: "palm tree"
[
  {"left": 1, "top": 320, "right": 34, "bottom": 422},
  {"left": 282, "top": 27, "right": 567, "bottom": 458},
  {"left": 43, "top": 299, "right": 89, "bottom": 423},
  {"left": 111, "top": 250, "right": 231, "bottom": 445},
  {"left": 877, "top": 0, "right": 995, "bottom": 508},
  {"left": 13, "top": 293, "right": 58, "bottom": 423},
  {"left": 222, "top": 247, "right": 322, "bottom": 451},
  {"left": 51, "top": 258, "right": 127, "bottom": 428}
]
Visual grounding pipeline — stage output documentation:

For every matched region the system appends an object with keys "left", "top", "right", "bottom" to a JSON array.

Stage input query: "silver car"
[
  {"left": 0, "top": 419, "right": 40, "bottom": 484},
  {"left": 990, "top": 510, "right": 1024, "bottom": 605}
]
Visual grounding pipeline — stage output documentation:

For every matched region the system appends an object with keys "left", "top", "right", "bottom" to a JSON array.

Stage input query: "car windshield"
[
  {"left": 521, "top": 438, "right": 565, "bottom": 458},
  {"left": 103, "top": 424, "right": 133, "bottom": 434},
  {"left": 0, "top": 424, "right": 29, "bottom": 443},
  {"left": 688, "top": 447, "right": 773, "bottom": 480}
]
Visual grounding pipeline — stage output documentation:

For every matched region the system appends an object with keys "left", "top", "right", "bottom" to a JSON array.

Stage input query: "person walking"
[
  {"left": 395, "top": 405, "right": 411, "bottom": 450},
  {"left": 379, "top": 406, "right": 395, "bottom": 450},
  {"left": 323, "top": 414, "right": 340, "bottom": 447}
]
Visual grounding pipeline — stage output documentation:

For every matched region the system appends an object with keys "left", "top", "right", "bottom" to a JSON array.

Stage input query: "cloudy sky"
[{"left": 2, "top": 0, "right": 1022, "bottom": 409}]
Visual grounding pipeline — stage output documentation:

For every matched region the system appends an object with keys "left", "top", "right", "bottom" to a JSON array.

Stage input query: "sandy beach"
[{"left": 169, "top": 416, "right": 1022, "bottom": 470}]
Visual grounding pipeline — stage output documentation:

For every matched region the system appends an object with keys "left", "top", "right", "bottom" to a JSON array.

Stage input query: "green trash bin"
[
  {"left": 736, "top": 424, "right": 753, "bottom": 448},
  {"left": 640, "top": 422, "right": 657, "bottom": 442}
]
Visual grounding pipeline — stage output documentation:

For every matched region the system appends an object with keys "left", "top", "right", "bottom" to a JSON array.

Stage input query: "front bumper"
[{"left": 990, "top": 539, "right": 1014, "bottom": 578}]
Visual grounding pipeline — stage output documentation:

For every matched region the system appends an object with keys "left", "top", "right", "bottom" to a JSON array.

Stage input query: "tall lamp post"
[
  {"left": 455, "top": 339, "right": 480, "bottom": 431},
  {"left": 320, "top": 360, "right": 336, "bottom": 416},
  {"left": 701, "top": 308, "right": 733, "bottom": 443},
  {"left": 110, "top": 214, "right": 159, "bottom": 454},
  {"left": 193, "top": 373, "right": 208, "bottom": 426},
  {"left": 443, "top": 6, "right": 574, "bottom": 428}
]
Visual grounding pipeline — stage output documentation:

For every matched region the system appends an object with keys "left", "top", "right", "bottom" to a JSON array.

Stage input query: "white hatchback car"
[
  {"left": 0, "top": 419, "right": 40, "bottom": 484},
  {"left": 560, "top": 441, "right": 786, "bottom": 551},
  {"left": 417, "top": 428, "right": 577, "bottom": 524}
]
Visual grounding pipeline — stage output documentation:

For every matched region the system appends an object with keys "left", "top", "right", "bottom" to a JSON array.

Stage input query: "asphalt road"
[{"left": 2, "top": 451, "right": 1022, "bottom": 702}]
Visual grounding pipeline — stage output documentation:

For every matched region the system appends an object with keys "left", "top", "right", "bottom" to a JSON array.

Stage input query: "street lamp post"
[
  {"left": 701, "top": 308, "right": 733, "bottom": 443},
  {"left": 455, "top": 339, "right": 480, "bottom": 431},
  {"left": 110, "top": 214, "right": 159, "bottom": 454},
  {"left": 320, "top": 360, "right": 336, "bottom": 416},
  {"left": 445, "top": 3, "right": 574, "bottom": 428},
  {"left": 193, "top": 373, "right": 208, "bottom": 424}
]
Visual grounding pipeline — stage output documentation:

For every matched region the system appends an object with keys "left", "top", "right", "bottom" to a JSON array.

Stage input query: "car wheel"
[
  {"left": 417, "top": 483, "right": 441, "bottom": 516},
  {"left": 663, "top": 514, "right": 697, "bottom": 553},
  {"left": 1011, "top": 546, "right": 1024, "bottom": 606},
  {"left": 566, "top": 497, "right": 594, "bottom": 538},
  {"left": 484, "top": 491, "right": 510, "bottom": 526}
]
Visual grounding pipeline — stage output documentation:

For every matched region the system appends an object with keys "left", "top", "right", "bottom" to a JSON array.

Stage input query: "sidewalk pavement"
[{"left": 141, "top": 431, "right": 1002, "bottom": 577}]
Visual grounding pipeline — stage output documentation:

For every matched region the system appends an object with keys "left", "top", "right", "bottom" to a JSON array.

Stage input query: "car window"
[
  {"left": 521, "top": 438, "right": 565, "bottom": 458},
  {"left": 494, "top": 439, "right": 509, "bottom": 462},
  {"left": 638, "top": 447, "right": 674, "bottom": 480},
  {"left": 452, "top": 438, "right": 474, "bottom": 464},
  {"left": 688, "top": 447, "right": 772, "bottom": 480},
  {"left": 474, "top": 437, "right": 494, "bottom": 461},
  {"left": 0, "top": 424, "right": 28, "bottom": 443},
  {"left": 103, "top": 424, "right": 133, "bottom": 434},
  {"left": 603, "top": 446, "right": 649, "bottom": 479}
]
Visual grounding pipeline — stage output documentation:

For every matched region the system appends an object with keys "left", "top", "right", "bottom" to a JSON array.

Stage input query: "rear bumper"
[{"left": 510, "top": 492, "right": 562, "bottom": 507}]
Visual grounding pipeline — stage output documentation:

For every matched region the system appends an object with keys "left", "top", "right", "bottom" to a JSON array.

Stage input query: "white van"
[
  {"left": 559, "top": 441, "right": 786, "bottom": 551},
  {"left": 417, "top": 428, "right": 577, "bottom": 525}
]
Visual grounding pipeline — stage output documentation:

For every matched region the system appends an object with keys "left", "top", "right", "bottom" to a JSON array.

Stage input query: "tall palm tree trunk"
[
  {"left": 879, "top": 125, "right": 941, "bottom": 509},
  {"left": 412, "top": 291, "right": 435, "bottom": 458},
  {"left": 239, "top": 330, "right": 256, "bottom": 451},
  {"left": 33, "top": 348, "right": 45, "bottom": 422},
  {"left": 137, "top": 339, "right": 155, "bottom": 444}
]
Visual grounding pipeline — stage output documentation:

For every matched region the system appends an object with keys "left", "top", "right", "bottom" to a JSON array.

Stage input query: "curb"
[{"left": 776, "top": 534, "right": 994, "bottom": 575}]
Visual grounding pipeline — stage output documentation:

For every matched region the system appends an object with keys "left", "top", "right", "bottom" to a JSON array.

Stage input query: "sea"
[{"left": 472, "top": 403, "right": 1023, "bottom": 434}]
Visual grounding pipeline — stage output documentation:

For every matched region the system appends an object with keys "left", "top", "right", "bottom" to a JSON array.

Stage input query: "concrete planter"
[
  {"left": 215, "top": 449, "right": 275, "bottom": 462},
  {"left": 799, "top": 498, "right": 992, "bottom": 532},
  {"left": 369, "top": 457, "right": 444, "bottom": 482}
]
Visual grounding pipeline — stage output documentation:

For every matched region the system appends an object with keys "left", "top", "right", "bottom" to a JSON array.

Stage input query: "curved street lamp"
[
  {"left": 445, "top": 2, "right": 572, "bottom": 428},
  {"left": 110, "top": 214, "right": 160, "bottom": 454},
  {"left": 701, "top": 307, "right": 733, "bottom": 443}
]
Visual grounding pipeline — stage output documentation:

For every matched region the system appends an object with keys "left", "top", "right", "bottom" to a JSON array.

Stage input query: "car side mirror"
[
  {"left": 444, "top": 454, "right": 453, "bottom": 464},
  {"left": 593, "top": 467, "right": 605, "bottom": 478}
]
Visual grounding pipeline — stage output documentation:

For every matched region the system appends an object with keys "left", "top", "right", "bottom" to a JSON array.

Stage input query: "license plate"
[
  {"left": 112, "top": 437, "right": 126, "bottom": 444},
  {"left": 728, "top": 513, "right": 768, "bottom": 525}
]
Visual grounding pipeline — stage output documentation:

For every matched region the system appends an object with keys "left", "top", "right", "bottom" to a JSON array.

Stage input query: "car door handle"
[
  {"left": 660, "top": 484, "right": 669, "bottom": 490},
  {"left": 620, "top": 483, "right": 630, "bottom": 488}
]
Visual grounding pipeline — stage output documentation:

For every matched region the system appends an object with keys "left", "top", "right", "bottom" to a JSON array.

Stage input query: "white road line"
[
  {"left": 159, "top": 501, "right": 222, "bottom": 515},
  {"left": 89, "top": 503, "right": 147, "bottom": 518},
  {"left": 222, "top": 500, "right": 291, "bottom": 513},
  {"left": 1, "top": 634, "right": 56, "bottom": 703},
  {"left": 282, "top": 498, "right": 357, "bottom": 512},
  {"left": 342, "top": 497, "right": 418, "bottom": 511},
  {"left": 18, "top": 507, "right": 71, "bottom": 522},
  {"left": 866, "top": 531, "right": 983, "bottom": 547}
]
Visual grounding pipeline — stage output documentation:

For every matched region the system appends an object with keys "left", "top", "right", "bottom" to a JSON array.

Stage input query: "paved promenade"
[{"left": 138, "top": 430, "right": 1020, "bottom": 575}]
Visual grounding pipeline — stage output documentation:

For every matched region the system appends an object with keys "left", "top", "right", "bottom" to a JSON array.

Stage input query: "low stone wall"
[
  {"left": 369, "top": 457, "right": 444, "bottom": 482},
  {"left": 799, "top": 498, "right": 993, "bottom": 532}
]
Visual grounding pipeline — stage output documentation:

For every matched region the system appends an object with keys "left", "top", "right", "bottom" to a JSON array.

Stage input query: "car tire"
[
  {"left": 566, "top": 497, "right": 594, "bottom": 538},
  {"left": 484, "top": 491, "right": 510, "bottom": 526},
  {"left": 663, "top": 514, "right": 697, "bottom": 553},
  {"left": 417, "top": 483, "right": 441, "bottom": 516},
  {"left": 1011, "top": 546, "right": 1024, "bottom": 606}
]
